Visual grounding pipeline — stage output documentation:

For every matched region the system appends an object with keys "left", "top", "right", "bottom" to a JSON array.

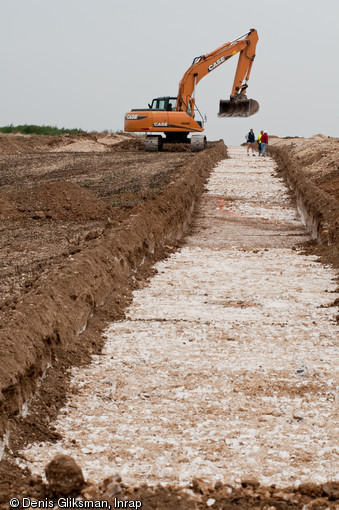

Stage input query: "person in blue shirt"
[{"left": 246, "top": 129, "right": 256, "bottom": 156}]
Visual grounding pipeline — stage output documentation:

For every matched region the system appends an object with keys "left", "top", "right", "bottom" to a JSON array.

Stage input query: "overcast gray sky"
[{"left": 1, "top": 0, "right": 338, "bottom": 145}]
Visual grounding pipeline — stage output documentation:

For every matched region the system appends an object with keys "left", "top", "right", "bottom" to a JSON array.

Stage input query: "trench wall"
[
  {"left": 0, "top": 141, "right": 227, "bottom": 437},
  {"left": 269, "top": 145, "right": 339, "bottom": 257}
]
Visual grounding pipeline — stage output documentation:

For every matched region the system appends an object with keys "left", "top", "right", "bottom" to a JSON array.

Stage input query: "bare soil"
[
  {"left": 0, "top": 133, "right": 192, "bottom": 309},
  {"left": 0, "top": 133, "right": 338, "bottom": 509}
]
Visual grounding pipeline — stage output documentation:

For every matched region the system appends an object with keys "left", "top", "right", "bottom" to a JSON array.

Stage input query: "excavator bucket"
[{"left": 218, "top": 98, "right": 259, "bottom": 117}]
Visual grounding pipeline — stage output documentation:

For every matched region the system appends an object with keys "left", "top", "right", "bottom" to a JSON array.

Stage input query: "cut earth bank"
[{"left": 0, "top": 133, "right": 338, "bottom": 509}]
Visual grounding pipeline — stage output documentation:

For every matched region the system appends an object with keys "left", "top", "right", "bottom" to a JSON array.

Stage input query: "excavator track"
[
  {"left": 145, "top": 135, "right": 163, "bottom": 152},
  {"left": 190, "top": 135, "right": 206, "bottom": 152}
]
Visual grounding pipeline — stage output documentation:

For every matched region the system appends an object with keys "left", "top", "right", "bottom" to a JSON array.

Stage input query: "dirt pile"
[
  {"left": 0, "top": 132, "right": 134, "bottom": 156},
  {"left": 0, "top": 133, "right": 57, "bottom": 155},
  {"left": 45, "top": 455, "right": 85, "bottom": 496}
]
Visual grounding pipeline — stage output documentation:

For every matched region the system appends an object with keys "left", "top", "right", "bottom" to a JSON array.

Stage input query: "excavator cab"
[{"left": 148, "top": 97, "right": 177, "bottom": 111}]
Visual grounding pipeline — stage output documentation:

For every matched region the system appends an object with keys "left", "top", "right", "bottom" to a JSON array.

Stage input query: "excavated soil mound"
[
  {"left": 0, "top": 132, "right": 134, "bottom": 155},
  {"left": 0, "top": 133, "right": 58, "bottom": 155},
  {"left": 269, "top": 135, "right": 339, "bottom": 261}
]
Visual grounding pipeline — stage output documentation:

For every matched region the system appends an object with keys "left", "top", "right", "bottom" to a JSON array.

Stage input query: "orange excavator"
[{"left": 124, "top": 29, "right": 259, "bottom": 152}]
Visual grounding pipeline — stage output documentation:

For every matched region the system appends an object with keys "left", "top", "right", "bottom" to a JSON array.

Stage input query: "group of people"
[{"left": 246, "top": 129, "right": 268, "bottom": 157}]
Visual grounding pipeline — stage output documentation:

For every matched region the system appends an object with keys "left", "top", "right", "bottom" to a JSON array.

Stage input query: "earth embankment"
[{"left": 269, "top": 135, "right": 339, "bottom": 260}]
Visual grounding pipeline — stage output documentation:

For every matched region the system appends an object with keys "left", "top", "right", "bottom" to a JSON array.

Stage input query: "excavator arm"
[{"left": 176, "top": 28, "right": 259, "bottom": 117}]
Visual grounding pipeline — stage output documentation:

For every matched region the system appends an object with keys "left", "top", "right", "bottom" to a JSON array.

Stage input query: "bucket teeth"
[{"left": 218, "top": 98, "right": 259, "bottom": 117}]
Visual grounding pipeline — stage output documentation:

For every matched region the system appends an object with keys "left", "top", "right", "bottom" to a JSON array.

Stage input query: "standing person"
[
  {"left": 246, "top": 128, "right": 255, "bottom": 155},
  {"left": 257, "top": 130, "right": 263, "bottom": 155},
  {"left": 261, "top": 130, "right": 268, "bottom": 156}
]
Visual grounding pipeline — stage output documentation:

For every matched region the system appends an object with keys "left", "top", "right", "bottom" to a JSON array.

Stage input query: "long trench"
[{"left": 20, "top": 147, "right": 339, "bottom": 487}]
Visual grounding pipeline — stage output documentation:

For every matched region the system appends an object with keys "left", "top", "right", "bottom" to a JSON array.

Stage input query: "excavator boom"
[{"left": 176, "top": 28, "right": 259, "bottom": 117}]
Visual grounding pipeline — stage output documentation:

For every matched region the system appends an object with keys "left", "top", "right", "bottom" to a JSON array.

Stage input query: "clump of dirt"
[{"left": 45, "top": 455, "right": 85, "bottom": 496}]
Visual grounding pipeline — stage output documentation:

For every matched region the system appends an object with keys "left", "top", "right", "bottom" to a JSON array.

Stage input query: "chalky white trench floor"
[{"left": 21, "top": 147, "right": 339, "bottom": 488}]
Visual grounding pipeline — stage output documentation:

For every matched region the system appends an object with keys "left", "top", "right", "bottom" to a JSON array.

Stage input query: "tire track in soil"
[{"left": 20, "top": 147, "right": 339, "bottom": 488}]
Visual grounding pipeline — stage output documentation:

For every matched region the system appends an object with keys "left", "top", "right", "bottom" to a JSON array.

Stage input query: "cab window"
[
  {"left": 151, "top": 99, "right": 165, "bottom": 109},
  {"left": 168, "top": 98, "right": 177, "bottom": 110},
  {"left": 151, "top": 99, "right": 162, "bottom": 109},
  {"left": 157, "top": 99, "right": 166, "bottom": 109}
]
